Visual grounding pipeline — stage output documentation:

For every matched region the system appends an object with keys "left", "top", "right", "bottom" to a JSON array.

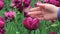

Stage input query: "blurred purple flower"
[
  {"left": 4, "top": 11, "right": 15, "bottom": 20},
  {"left": 0, "top": 16, "right": 5, "bottom": 34},
  {"left": 0, "top": 28, "right": 5, "bottom": 34},
  {"left": 0, "top": 21, "right": 4, "bottom": 28},
  {"left": 23, "top": 0, "right": 31, "bottom": 7},
  {"left": 24, "top": 9, "right": 29, "bottom": 17},
  {"left": 44, "top": 0, "right": 60, "bottom": 7},
  {"left": 24, "top": 6, "right": 31, "bottom": 17},
  {"left": 23, "top": 17, "right": 39, "bottom": 30},
  {"left": 10, "top": 3, "right": 15, "bottom": 8},
  {"left": 50, "top": 32, "right": 56, "bottom": 34},
  {"left": 10, "top": 0, "right": 22, "bottom": 8},
  {"left": 0, "top": 16, "right": 4, "bottom": 28},
  {"left": 0, "top": 1, "right": 4, "bottom": 10},
  {"left": 0, "top": 0, "right": 4, "bottom": 2},
  {"left": 16, "top": 3, "right": 23, "bottom": 12}
]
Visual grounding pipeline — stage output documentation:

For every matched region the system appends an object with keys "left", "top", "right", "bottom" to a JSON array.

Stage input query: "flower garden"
[{"left": 0, "top": 0, "right": 60, "bottom": 34}]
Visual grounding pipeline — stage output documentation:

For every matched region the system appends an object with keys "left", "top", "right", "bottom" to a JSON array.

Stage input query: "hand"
[{"left": 28, "top": 3, "right": 59, "bottom": 20}]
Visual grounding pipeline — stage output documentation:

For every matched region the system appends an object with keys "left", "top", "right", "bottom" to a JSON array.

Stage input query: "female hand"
[{"left": 28, "top": 3, "right": 59, "bottom": 20}]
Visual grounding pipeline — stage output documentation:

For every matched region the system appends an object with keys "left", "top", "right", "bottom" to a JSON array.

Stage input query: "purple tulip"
[
  {"left": 23, "top": 17, "right": 39, "bottom": 30},
  {"left": 0, "top": 0, "right": 4, "bottom": 2},
  {"left": 24, "top": 6, "right": 31, "bottom": 17},
  {"left": 23, "top": 0, "right": 31, "bottom": 7},
  {"left": 24, "top": 9, "right": 29, "bottom": 17},
  {"left": 0, "top": 28, "right": 5, "bottom": 34},
  {"left": 10, "top": 3, "right": 15, "bottom": 8},
  {"left": 4, "top": 12, "right": 8, "bottom": 18},
  {"left": 0, "top": 1, "right": 4, "bottom": 10},
  {"left": 0, "top": 16, "right": 4, "bottom": 28},
  {"left": 4, "top": 11, "right": 15, "bottom": 20},
  {"left": 10, "top": 0, "right": 22, "bottom": 8},
  {"left": 57, "top": 0, "right": 60, "bottom": 2},
  {"left": 12, "top": 0, "right": 22, "bottom": 3},
  {"left": 0, "top": 16, "right": 5, "bottom": 34},
  {"left": 44, "top": 0, "right": 60, "bottom": 7},
  {"left": 0, "top": 17, "right": 4, "bottom": 22},
  {"left": 16, "top": 3, "right": 23, "bottom": 12},
  {"left": 0, "top": 21, "right": 4, "bottom": 28},
  {"left": 50, "top": 32, "right": 56, "bottom": 34}
]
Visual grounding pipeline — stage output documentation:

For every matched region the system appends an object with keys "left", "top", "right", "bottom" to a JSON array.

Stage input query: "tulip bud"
[
  {"left": 50, "top": 32, "right": 56, "bottom": 34},
  {"left": 24, "top": 6, "right": 31, "bottom": 17},
  {"left": 10, "top": 0, "right": 22, "bottom": 8},
  {"left": 16, "top": 3, "right": 23, "bottom": 12},
  {"left": 0, "top": 16, "right": 4, "bottom": 28},
  {"left": 10, "top": 3, "right": 15, "bottom": 8},
  {"left": 0, "top": 16, "right": 5, "bottom": 34},
  {"left": 0, "top": 28, "right": 5, "bottom": 34},
  {"left": 23, "top": 0, "right": 31, "bottom": 7},
  {"left": 24, "top": 9, "right": 29, "bottom": 17},
  {"left": 0, "top": 21, "right": 4, "bottom": 28},
  {"left": 44, "top": 0, "right": 60, "bottom": 7},
  {"left": 4, "top": 11, "right": 15, "bottom": 20},
  {"left": 23, "top": 17, "right": 39, "bottom": 30},
  {"left": 0, "top": 1, "right": 4, "bottom": 10},
  {"left": 0, "top": 0, "right": 4, "bottom": 2}
]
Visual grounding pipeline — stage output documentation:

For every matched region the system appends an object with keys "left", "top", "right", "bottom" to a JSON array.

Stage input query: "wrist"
[{"left": 57, "top": 7, "right": 60, "bottom": 21}]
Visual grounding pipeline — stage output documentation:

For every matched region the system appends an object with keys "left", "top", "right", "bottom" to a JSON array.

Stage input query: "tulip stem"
[
  {"left": 29, "top": 30, "right": 31, "bottom": 34},
  {"left": 34, "top": 30, "right": 35, "bottom": 34}
]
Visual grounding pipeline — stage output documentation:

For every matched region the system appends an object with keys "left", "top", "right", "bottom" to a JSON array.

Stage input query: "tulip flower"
[
  {"left": 0, "top": 28, "right": 5, "bottom": 34},
  {"left": 0, "top": 0, "right": 4, "bottom": 2},
  {"left": 0, "top": 1, "right": 4, "bottom": 10},
  {"left": 0, "top": 16, "right": 4, "bottom": 28},
  {"left": 23, "top": 17, "right": 39, "bottom": 30},
  {"left": 24, "top": 6, "right": 31, "bottom": 17},
  {"left": 44, "top": 0, "right": 60, "bottom": 7},
  {"left": 50, "top": 32, "right": 56, "bottom": 34},
  {"left": 16, "top": 3, "right": 23, "bottom": 12},
  {"left": 4, "top": 11, "right": 15, "bottom": 20},
  {"left": 10, "top": 0, "right": 22, "bottom": 8},
  {"left": 23, "top": 0, "right": 31, "bottom": 7},
  {"left": 10, "top": 3, "right": 15, "bottom": 8}
]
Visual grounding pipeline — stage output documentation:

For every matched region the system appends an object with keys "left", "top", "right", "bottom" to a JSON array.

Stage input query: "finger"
[
  {"left": 28, "top": 11, "right": 42, "bottom": 15},
  {"left": 30, "top": 15, "right": 44, "bottom": 20},
  {"left": 36, "top": 3, "right": 57, "bottom": 12},
  {"left": 29, "top": 7, "right": 40, "bottom": 12},
  {"left": 34, "top": 16, "right": 44, "bottom": 20},
  {"left": 37, "top": 17, "right": 44, "bottom": 20},
  {"left": 43, "top": 14, "right": 53, "bottom": 20}
]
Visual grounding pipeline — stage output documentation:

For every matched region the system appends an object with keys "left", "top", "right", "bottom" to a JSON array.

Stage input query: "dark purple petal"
[
  {"left": 23, "top": 17, "right": 39, "bottom": 30},
  {"left": 4, "top": 11, "right": 15, "bottom": 20},
  {"left": 0, "top": 21, "right": 4, "bottom": 28},
  {"left": 50, "top": 32, "right": 56, "bottom": 34},
  {"left": 23, "top": 0, "right": 31, "bottom": 7},
  {"left": 44, "top": 0, "right": 60, "bottom": 7},
  {"left": 0, "top": 1, "right": 4, "bottom": 10}
]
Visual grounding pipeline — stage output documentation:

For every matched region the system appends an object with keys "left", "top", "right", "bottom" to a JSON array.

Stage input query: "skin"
[{"left": 28, "top": 3, "right": 59, "bottom": 20}]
